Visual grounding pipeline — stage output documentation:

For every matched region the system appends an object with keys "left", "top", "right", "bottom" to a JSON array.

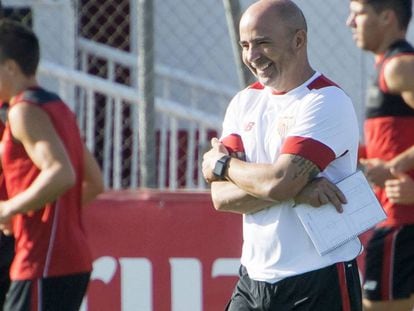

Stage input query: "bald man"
[{"left": 202, "top": 0, "right": 362, "bottom": 309}]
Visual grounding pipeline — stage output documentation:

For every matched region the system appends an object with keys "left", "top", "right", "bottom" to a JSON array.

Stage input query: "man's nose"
[
  {"left": 346, "top": 13, "right": 356, "bottom": 28},
  {"left": 245, "top": 45, "right": 261, "bottom": 62}
]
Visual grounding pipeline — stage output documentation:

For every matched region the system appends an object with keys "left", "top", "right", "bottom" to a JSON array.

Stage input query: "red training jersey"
[
  {"left": 365, "top": 40, "right": 414, "bottom": 226},
  {"left": 1, "top": 87, "right": 92, "bottom": 280}
]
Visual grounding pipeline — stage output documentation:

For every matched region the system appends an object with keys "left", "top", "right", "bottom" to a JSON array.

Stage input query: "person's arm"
[
  {"left": 388, "top": 145, "right": 414, "bottom": 174},
  {"left": 204, "top": 138, "right": 275, "bottom": 214},
  {"left": 203, "top": 138, "right": 323, "bottom": 210},
  {"left": 294, "top": 176, "right": 346, "bottom": 212},
  {"left": 383, "top": 146, "right": 414, "bottom": 204},
  {"left": 226, "top": 154, "right": 319, "bottom": 201},
  {"left": 359, "top": 158, "right": 392, "bottom": 188},
  {"left": 209, "top": 160, "right": 346, "bottom": 214},
  {"left": 360, "top": 145, "right": 414, "bottom": 187},
  {"left": 82, "top": 144, "right": 104, "bottom": 206},
  {"left": 0, "top": 103, "right": 76, "bottom": 221},
  {"left": 383, "top": 54, "right": 414, "bottom": 109},
  {"left": 385, "top": 172, "right": 414, "bottom": 204},
  {"left": 210, "top": 181, "right": 276, "bottom": 214}
]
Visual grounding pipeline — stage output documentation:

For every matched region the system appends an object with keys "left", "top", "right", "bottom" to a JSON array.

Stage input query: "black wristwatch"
[{"left": 213, "top": 155, "right": 231, "bottom": 180}]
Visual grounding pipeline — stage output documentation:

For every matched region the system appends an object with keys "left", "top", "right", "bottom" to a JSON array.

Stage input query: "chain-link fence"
[{"left": 3, "top": 0, "right": 413, "bottom": 190}]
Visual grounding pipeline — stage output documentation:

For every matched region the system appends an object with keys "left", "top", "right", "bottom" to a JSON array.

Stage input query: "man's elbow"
[
  {"left": 60, "top": 169, "right": 77, "bottom": 193},
  {"left": 84, "top": 178, "right": 105, "bottom": 201},
  {"left": 93, "top": 180, "right": 105, "bottom": 197},
  {"left": 212, "top": 198, "right": 224, "bottom": 211},
  {"left": 211, "top": 192, "right": 229, "bottom": 212}
]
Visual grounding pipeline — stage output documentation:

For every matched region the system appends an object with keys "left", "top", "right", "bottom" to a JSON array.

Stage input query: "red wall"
[
  {"left": 82, "top": 190, "right": 370, "bottom": 311},
  {"left": 82, "top": 190, "right": 242, "bottom": 311}
]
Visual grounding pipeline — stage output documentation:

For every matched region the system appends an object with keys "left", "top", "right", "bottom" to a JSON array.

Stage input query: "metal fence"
[{"left": 4, "top": 0, "right": 413, "bottom": 190}]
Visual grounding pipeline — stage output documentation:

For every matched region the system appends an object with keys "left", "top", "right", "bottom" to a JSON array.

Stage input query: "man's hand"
[
  {"left": 294, "top": 177, "right": 347, "bottom": 213},
  {"left": 202, "top": 138, "right": 229, "bottom": 183},
  {"left": 385, "top": 172, "right": 414, "bottom": 204},
  {"left": 388, "top": 145, "right": 414, "bottom": 174},
  {"left": 360, "top": 158, "right": 392, "bottom": 188}
]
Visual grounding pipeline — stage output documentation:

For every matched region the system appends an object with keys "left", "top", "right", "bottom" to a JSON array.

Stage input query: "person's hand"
[
  {"left": 294, "top": 177, "right": 347, "bottom": 213},
  {"left": 359, "top": 158, "right": 392, "bottom": 188},
  {"left": 385, "top": 171, "right": 414, "bottom": 204},
  {"left": 202, "top": 138, "right": 229, "bottom": 183},
  {"left": 387, "top": 147, "right": 414, "bottom": 174}
]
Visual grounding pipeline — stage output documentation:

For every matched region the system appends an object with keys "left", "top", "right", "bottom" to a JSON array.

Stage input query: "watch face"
[
  {"left": 213, "top": 162, "right": 225, "bottom": 178},
  {"left": 213, "top": 155, "right": 230, "bottom": 179}
]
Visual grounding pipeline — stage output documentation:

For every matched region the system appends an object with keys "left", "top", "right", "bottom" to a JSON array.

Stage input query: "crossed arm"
[
  {"left": 385, "top": 146, "right": 414, "bottom": 204},
  {"left": 202, "top": 138, "right": 346, "bottom": 214},
  {"left": 0, "top": 103, "right": 104, "bottom": 226},
  {"left": 360, "top": 145, "right": 414, "bottom": 204}
]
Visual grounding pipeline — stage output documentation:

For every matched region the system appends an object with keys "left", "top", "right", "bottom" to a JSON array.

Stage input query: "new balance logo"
[{"left": 244, "top": 122, "right": 255, "bottom": 131}]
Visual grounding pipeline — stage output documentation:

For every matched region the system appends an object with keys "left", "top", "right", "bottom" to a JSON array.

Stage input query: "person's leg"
[
  {"left": 342, "top": 259, "right": 363, "bottom": 311},
  {"left": 363, "top": 225, "right": 414, "bottom": 311},
  {"left": 227, "top": 261, "right": 362, "bottom": 311},
  {"left": 41, "top": 272, "right": 91, "bottom": 311},
  {"left": 0, "top": 265, "right": 11, "bottom": 306},
  {"left": 3, "top": 280, "right": 32, "bottom": 311},
  {"left": 226, "top": 265, "right": 265, "bottom": 311},
  {"left": 0, "top": 234, "right": 14, "bottom": 308},
  {"left": 269, "top": 259, "right": 362, "bottom": 311}
]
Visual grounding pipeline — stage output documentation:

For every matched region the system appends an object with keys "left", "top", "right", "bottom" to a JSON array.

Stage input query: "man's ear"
[
  {"left": 293, "top": 29, "right": 306, "bottom": 50},
  {"left": 379, "top": 9, "right": 395, "bottom": 28},
  {"left": 4, "top": 59, "right": 22, "bottom": 76}
]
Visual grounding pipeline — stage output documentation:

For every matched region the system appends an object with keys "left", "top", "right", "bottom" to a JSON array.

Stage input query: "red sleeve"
[
  {"left": 221, "top": 134, "right": 246, "bottom": 161},
  {"left": 221, "top": 134, "right": 245, "bottom": 153},
  {"left": 280, "top": 136, "right": 335, "bottom": 170}
]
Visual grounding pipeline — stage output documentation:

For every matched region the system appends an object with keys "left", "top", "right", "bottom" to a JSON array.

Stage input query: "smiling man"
[{"left": 202, "top": 0, "right": 363, "bottom": 310}]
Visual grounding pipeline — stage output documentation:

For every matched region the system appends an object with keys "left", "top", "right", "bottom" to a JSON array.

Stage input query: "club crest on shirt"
[{"left": 276, "top": 116, "right": 295, "bottom": 138}]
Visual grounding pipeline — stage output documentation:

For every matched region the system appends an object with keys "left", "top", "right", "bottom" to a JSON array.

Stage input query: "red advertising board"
[
  {"left": 82, "top": 190, "right": 371, "bottom": 310},
  {"left": 82, "top": 190, "right": 242, "bottom": 311}
]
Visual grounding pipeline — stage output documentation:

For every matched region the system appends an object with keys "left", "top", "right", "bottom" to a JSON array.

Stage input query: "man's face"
[
  {"left": 347, "top": 1, "right": 384, "bottom": 52},
  {"left": 239, "top": 13, "right": 296, "bottom": 90}
]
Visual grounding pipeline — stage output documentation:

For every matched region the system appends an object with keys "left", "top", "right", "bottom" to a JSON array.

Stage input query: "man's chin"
[
  {"left": 258, "top": 76, "right": 272, "bottom": 87},
  {"left": 259, "top": 79, "right": 279, "bottom": 89}
]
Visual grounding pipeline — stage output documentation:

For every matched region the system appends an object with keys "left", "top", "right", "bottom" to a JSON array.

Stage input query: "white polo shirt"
[{"left": 220, "top": 72, "right": 362, "bottom": 283}]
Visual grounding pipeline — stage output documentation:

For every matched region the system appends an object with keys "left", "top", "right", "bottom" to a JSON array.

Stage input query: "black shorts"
[
  {"left": 0, "top": 234, "right": 14, "bottom": 308},
  {"left": 3, "top": 272, "right": 91, "bottom": 311},
  {"left": 226, "top": 260, "right": 362, "bottom": 311},
  {"left": 363, "top": 225, "right": 414, "bottom": 301}
]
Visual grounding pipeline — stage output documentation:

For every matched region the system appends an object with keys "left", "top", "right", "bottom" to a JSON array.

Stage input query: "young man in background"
[
  {"left": 202, "top": 0, "right": 362, "bottom": 309},
  {"left": 0, "top": 19, "right": 104, "bottom": 310},
  {"left": 347, "top": 0, "right": 414, "bottom": 309}
]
